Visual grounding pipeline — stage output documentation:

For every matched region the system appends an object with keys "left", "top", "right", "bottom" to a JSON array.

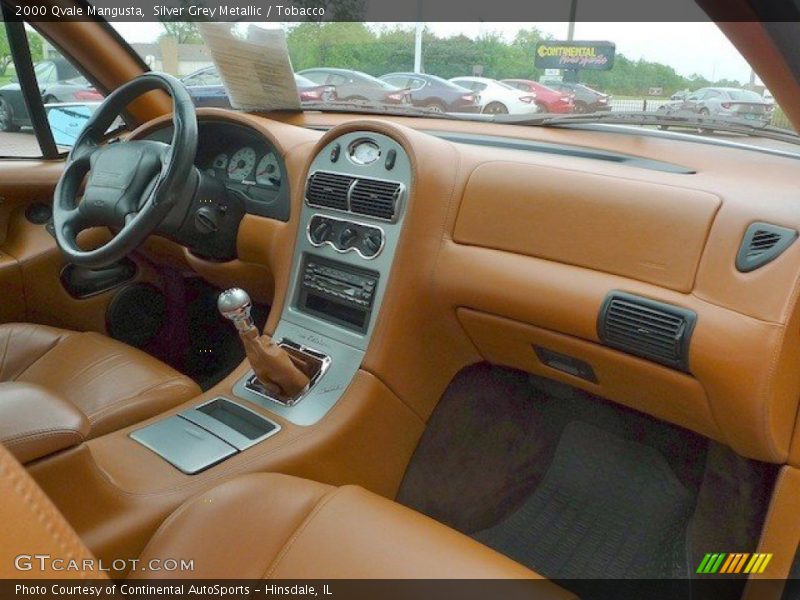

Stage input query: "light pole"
[
  {"left": 413, "top": 0, "right": 423, "bottom": 73},
  {"left": 567, "top": 0, "right": 577, "bottom": 41}
]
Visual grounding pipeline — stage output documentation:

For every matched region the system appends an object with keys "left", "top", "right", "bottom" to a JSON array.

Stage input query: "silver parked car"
[{"left": 660, "top": 87, "right": 773, "bottom": 125}]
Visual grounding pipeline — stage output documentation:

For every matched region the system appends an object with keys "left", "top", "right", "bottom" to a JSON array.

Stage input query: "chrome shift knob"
[{"left": 217, "top": 288, "right": 254, "bottom": 332}]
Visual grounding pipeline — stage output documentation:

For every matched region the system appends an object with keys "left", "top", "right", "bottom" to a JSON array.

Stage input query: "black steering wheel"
[{"left": 53, "top": 72, "right": 198, "bottom": 268}]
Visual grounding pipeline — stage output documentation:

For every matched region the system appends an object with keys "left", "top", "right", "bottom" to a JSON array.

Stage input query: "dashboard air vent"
[
  {"left": 350, "top": 178, "right": 402, "bottom": 221},
  {"left": 598, "top": 291, "right": 696, "bottom": 372},
  {"left": 306, "top": 172, "right": 354, "bottom": 211},
  {"left": 736, "top": 222, "right": 798, "bottom": 273}
]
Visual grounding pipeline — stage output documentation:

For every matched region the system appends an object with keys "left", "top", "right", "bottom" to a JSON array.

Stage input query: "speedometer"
[
  {"left": 348, "top": 139, "right": 381, "bottom": 165},
  {"left": 227, "top": 147, "right": 256, "bottom": 181},
  {"left": 255, "top": 152, "right": 281, "bottom": 187}
]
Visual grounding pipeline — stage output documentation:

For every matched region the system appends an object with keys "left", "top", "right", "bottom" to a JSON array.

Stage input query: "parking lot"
[{"left": 0, "top": 104, "right": 795, "bottom": 159}]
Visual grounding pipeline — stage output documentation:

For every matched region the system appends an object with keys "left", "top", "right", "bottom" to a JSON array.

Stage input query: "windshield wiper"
[{"left": 495, "top": 111, "right": 800, "bottom": 145}]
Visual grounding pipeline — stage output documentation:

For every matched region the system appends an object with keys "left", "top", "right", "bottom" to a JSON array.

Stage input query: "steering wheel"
[{"left": 53, "top": 72, "right": 198, "bottom": 268}]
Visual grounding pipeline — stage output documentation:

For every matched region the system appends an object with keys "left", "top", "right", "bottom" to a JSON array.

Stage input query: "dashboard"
[
  {"left": 145, "top": 120, "right": 291, "bottom": 221},
  {"left": 129, "top": 108, "right": 800, "bottom": 468}
]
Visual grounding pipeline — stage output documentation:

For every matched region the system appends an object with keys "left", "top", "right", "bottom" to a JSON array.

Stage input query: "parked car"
[
  {"left": 379, "top": 73, "right": 479, "bottom": 113},
  {"left": 294, "top": 74, "right": 337, "bottom": 103},
  {"left": 660, "top": 87, "right": 773, "bottom": 125},
  {"left": 547, "top": 81, "right": 611, "bottom": 113},
  {"left": 182, "top": 66, "right": 337, "bottom": 108},
  {"left": 180, "top": 65, "right": 229, "bottom": 108},
  {"left": 299, "top": 68, "right": 410, "bottom": 105},
  {"left": 501, "top": 79, "right": 575, "bottom": 113},
  {"left": 449, "top": 77, "right": 538, "bottom": 115},
  {"left": 0, "top": 58, "right": 101, "bottom": 132}
]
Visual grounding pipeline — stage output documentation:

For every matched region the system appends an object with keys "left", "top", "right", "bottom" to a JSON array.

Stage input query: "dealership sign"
[{"left": 535, "top": 41, "right": 616, "bottom": 70}]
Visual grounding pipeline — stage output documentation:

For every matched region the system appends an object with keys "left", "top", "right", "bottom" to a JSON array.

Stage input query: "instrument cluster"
[{"left": 208, "top": 146, "right": 282, "bottom": 188}]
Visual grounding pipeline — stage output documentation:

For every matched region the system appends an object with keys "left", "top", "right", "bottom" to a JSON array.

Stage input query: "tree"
[
  {"left": 292, "top": 0, "right": 366, "bottom": 21},
  {"left": 0, "top": 27, "right": 10, "bottom": 76},
  {"left": 159, "top": 22, "right": 201, "bottom": 44},
  {"left": 285, "top": 24, "right": 742, "bottom": 97}
]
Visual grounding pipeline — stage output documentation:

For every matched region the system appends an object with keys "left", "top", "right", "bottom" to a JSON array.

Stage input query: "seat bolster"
[
  {"left": 0, "top": 322, "right": 73, "bottom": 381},
  {"left": 0, "top": 382, "right": 90, "bottom": 464},
  {"left": 15, "top": 331, "right": 201, "bottom": 437},
  {"left": 266, "top": 484, "right": 546, "bottom": 580},
  {"left": 0, "top": 442, "right": 102, "bottom": 579},
  {"left": 136, "top": 473, "right": 570, "bottom": 595},
  {"left": 133, "top": 473, "right": 333, "bottom": 580}
]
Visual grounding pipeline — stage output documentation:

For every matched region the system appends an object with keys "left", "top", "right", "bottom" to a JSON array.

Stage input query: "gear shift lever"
[{"left": 218, "top": 288, "right": 310, "bottom": 398}]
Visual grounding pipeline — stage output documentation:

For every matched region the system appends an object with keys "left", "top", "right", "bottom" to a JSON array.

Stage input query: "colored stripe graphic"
[{"left": 698, "top": 553, "right": 773, "bottom": 574}]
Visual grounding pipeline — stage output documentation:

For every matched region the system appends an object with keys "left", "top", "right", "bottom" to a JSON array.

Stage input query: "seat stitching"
[
  {"left": 0, "top": 328, "right": 11, "bottom": 380},
  {"left": 4, "top": 429, "right": 85, "bottom": 446},
  {"left": 14, "top": 328, "right": 74, "bottom": 382},
  {"left": 56, "top": 348, "right": 126, "bottom": 389},
  {"left": 0, "top": 454, "right": 95, "bottom": 579},
  {"left": 84, "top": 377, "right": 195, "bottom": 422},
  {"left": 262, "top": 487, "right": 347, "bottom": 579}
]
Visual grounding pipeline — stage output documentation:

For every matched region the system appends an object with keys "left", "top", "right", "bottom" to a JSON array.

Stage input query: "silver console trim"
[
  {"left": 306, "top": 213, "right": 386, "bottom": 260},
  {"left": 305, "top": 168, "right": 406, "bottom": 224},
  {"left": 243, "top": 339, "right": 331, "bottom": 407},
  {"left": 179, "top": 397, "right": 281, "bottom": 451}
]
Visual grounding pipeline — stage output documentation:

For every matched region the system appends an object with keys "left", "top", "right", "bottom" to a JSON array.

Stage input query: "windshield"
[{"left": 113, "top": 21, "right": 796, "bottom": 137}]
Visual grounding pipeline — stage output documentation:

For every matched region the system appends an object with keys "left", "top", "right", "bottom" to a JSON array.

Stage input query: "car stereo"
[{"left": 297, "top": 255, "right": 379, "bottom": 333}]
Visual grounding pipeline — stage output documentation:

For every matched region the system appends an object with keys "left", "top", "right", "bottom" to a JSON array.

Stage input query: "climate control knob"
[
  {"left": 339, "top": 226, "right": 358, "bottom": 248},
  {"left": 310, "top": 219, "right": 332, "bottom": 244},
  {"left": 362, "top": 230, "right": 382, "bottom": 256}
]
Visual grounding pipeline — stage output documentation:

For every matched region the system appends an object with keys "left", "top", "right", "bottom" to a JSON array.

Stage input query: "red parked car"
[{"left": 501, "top": 79, "right": 575, "bottom": 113}]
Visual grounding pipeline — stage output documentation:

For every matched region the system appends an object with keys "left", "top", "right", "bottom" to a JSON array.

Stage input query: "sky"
[{"left": 112, "top": 21, "right": 758, "bottom": 84}]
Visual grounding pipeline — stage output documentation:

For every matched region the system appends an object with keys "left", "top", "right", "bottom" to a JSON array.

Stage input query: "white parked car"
[{"left": 449, "top": 77, "right": 539, "bottom": 116}]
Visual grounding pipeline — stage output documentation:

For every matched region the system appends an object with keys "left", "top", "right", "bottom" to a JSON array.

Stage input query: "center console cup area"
[{"left": 131, "top": 397, "right": 281, "bottom": 474}]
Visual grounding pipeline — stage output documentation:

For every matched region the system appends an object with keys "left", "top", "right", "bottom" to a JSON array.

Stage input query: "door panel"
[{"left": 0, "top": 160, "right": 163, "bottom": 334}]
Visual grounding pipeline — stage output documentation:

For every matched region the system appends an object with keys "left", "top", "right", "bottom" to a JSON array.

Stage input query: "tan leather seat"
[
  {"left": 0, "top": 322, "right": 199, "bottom": 439},
  {"left": 0, "top": 442, "right": 569, "bottom": 594}
]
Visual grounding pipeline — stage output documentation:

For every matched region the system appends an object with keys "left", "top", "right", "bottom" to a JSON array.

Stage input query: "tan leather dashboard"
[
  {"left": 454, "top": 160, "right": 721, "bottom": 292},
  {"left": 123, "top": 109, "right": 800, "bottom": 466}
]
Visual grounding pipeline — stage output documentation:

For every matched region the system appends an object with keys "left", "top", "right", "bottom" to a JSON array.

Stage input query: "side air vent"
[
  {"left": 736, "top": 222, "right": 798, "bottom": 273},
  {"left": 598, "top": 291, "right": 697, "bottom": 372},
  {"left": 350, "top": 178, "right": 403, "bottom": 221},
  {"left": 306, "top": 172, "right": 354, "bottom": 211}
]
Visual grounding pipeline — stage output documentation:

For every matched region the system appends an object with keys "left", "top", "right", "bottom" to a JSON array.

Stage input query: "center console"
[
  {"left": 130, "top": 130, "right": 412, "bottom": 468},
  {"left": 232, "top": 131, "right": 411, "bottom": 425}
]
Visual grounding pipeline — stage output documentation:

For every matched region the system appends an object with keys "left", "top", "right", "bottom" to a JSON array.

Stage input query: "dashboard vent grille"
[
  {"left": 598, "top": 292, "right": 696, "bottom": 372},
  {"left": 736, "top": 222, "right": 798, "bottom": 272},
  {"left": 306, "top": 172, "right": 354, "bottom": 211},
  {"left": 350, "top": 178, "right": 402, "bottom": 221}
]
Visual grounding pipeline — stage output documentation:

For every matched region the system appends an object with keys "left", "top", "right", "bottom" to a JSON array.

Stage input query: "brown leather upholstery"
[
  {"left": 0, "top": 382, "right": 90, "bottom": 464},
  {"left": 134, "top": 473, "right": 568, "bottom": 585},
  {"left": 0, "top": 441, "right": 102, "bottom": 579},
  {"left": 0, "top": 441, "right": 567, "bottom": 591},
  {"left": 0, "top": 323, "right": 199, "bottom": 439}
]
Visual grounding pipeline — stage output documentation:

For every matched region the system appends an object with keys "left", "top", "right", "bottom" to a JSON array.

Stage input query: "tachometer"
[
  {"left": 255, "top": 152, "right": 281, "bottom": 187},
  {"left": 227, "top": 147, "right": 256, "bottom": 181}
]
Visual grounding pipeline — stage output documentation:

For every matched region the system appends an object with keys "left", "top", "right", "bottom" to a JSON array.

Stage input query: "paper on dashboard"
[{"left": 198, "top": 23, "right": 301, "bottom": 111}]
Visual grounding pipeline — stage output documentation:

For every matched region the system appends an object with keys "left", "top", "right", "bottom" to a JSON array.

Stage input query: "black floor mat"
[{"left": 473, "top": 421, "right": 694, "bottom": 580}]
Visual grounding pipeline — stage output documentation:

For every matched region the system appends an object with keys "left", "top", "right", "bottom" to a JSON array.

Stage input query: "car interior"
[{"left": 1, "top": 11, "right": 800, "bottom": 600}]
